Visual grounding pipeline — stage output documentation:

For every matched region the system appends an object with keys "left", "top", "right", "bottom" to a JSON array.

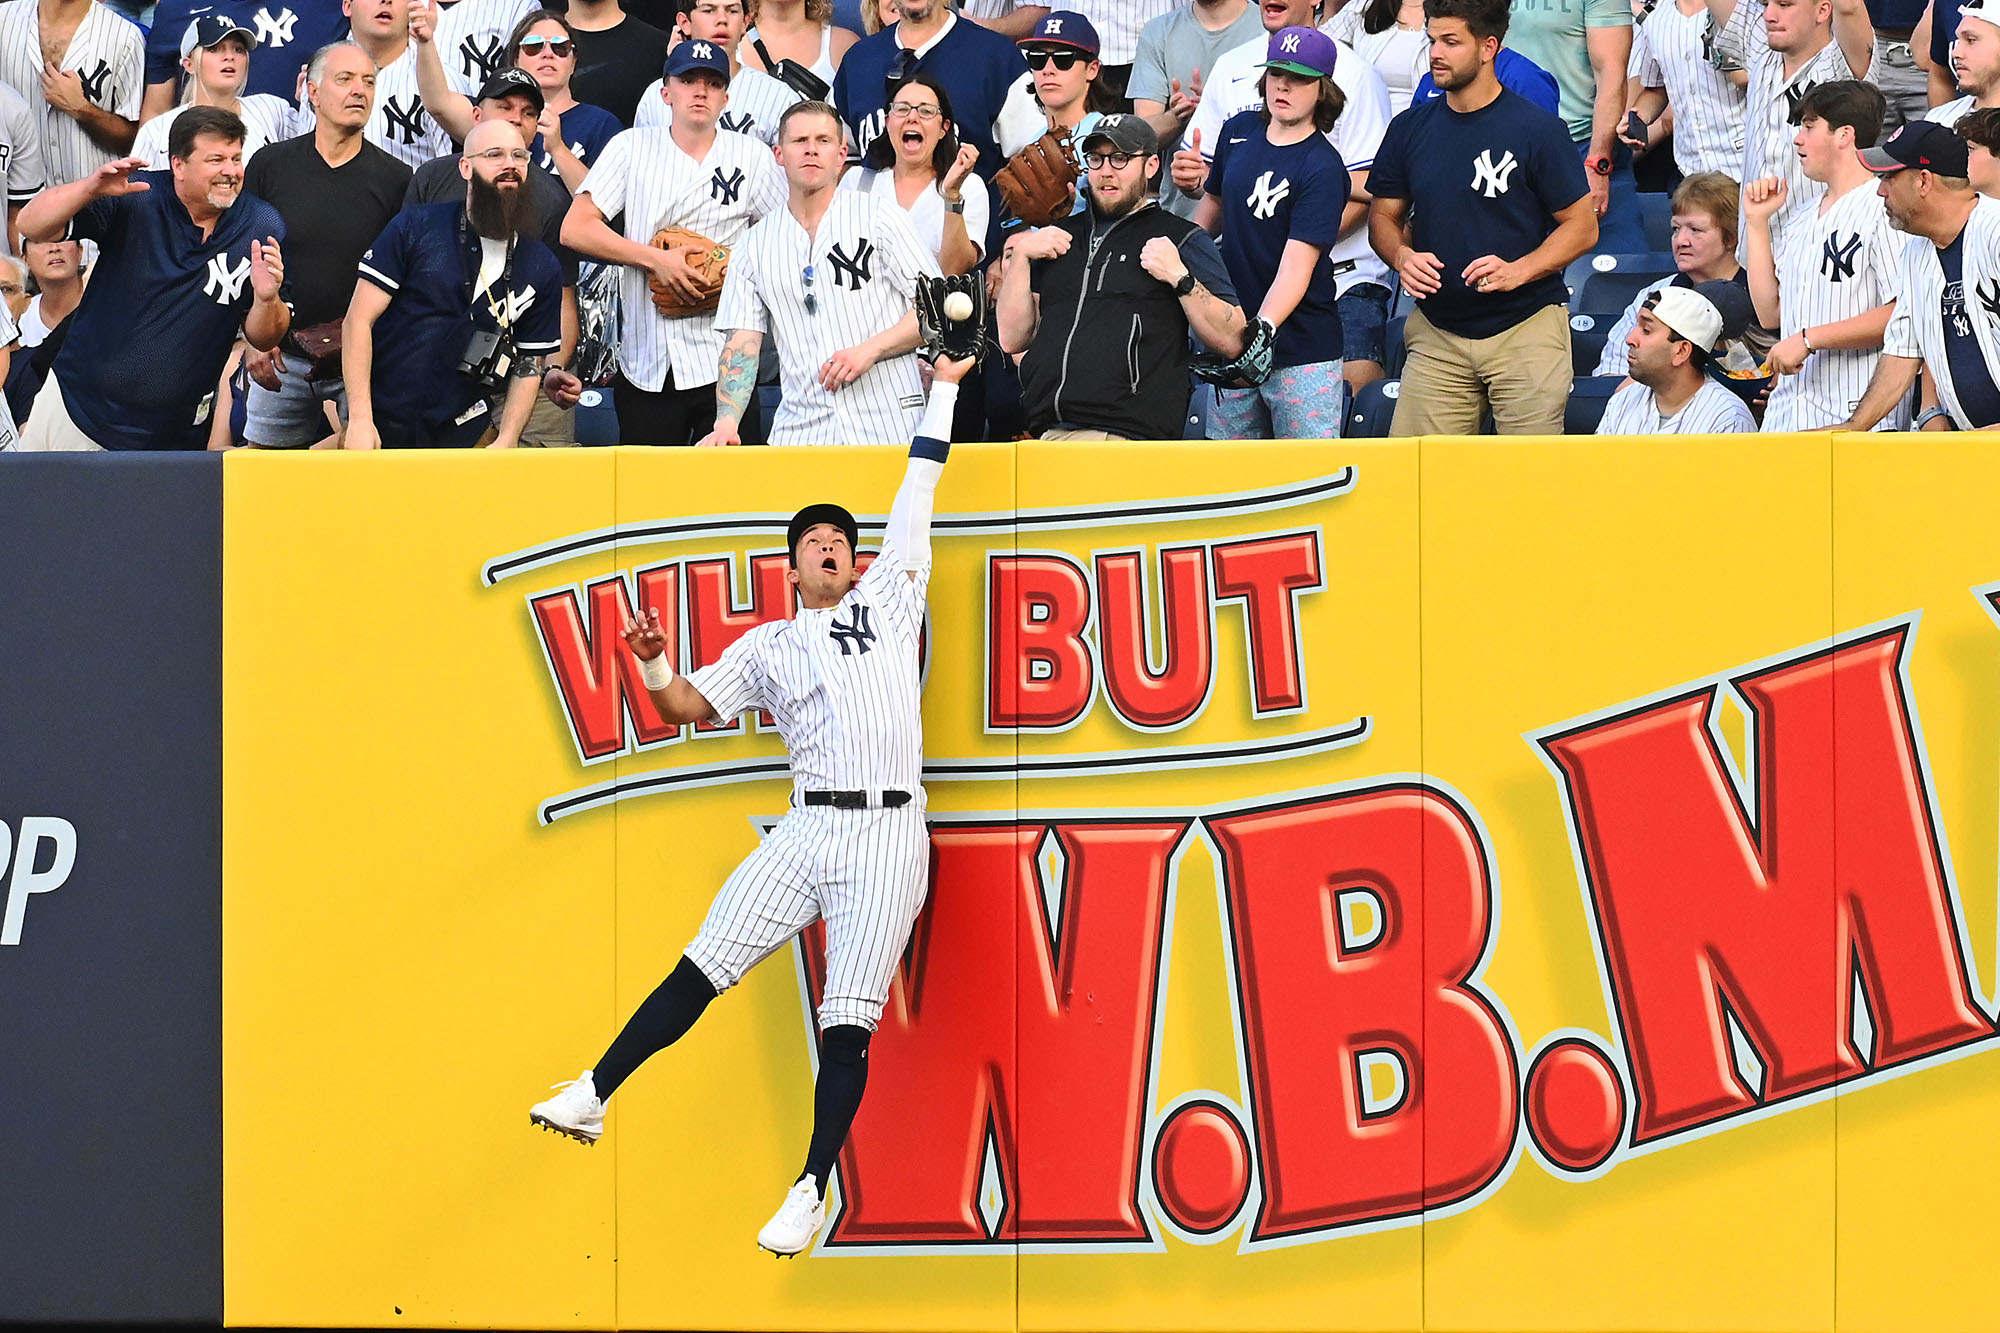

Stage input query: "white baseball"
[{"left": 943, "top": 291, "right": 974, "bottom": 322}]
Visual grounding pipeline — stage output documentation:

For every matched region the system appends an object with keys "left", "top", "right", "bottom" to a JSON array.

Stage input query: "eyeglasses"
[
  {"left": 516, "top": 36, "right": 573, "bottom": 56},
  {"left": 1024, "top": 49, "right": 1085, "bottom": 70},
  {"left": 1083, "top": 150, "right": 1138, "bottom": 169},
  {"left": 885, "top": 46, "right": 917, "bottom": 90},
  {"left": 803, "top": 263, "right": 817, "bottom": 315},
  {"left": 886, "top": 100, "right": 941, "bottom": 120},
  {"left": 467, "top": 147, "right": 532, "bottom": 164}
]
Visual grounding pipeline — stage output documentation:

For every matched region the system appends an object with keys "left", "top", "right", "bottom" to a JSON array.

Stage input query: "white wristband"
[{"left": 641, "top": 654, "right": 676, "bottom": 691}]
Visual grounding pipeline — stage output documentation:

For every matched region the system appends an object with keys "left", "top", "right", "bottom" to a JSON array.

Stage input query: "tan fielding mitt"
[
  {"left": 993, "top": 130, "right": 1080, "bottom": 227},
  {"left": 648, "top": 226, "right": 730, "bottom": 317}
]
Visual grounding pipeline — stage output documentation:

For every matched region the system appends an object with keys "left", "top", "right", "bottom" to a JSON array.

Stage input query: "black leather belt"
[{"left": 802, "top": 789, "right": 912, "bottom": 808}]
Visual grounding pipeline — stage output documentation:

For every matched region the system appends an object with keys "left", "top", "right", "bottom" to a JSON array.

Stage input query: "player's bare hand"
[
  {"left": 820, "top": 342, "right": 877, "bottom": 391},
  {"left": 542, "top": 365, "right": 584, "bottom": 407},
  {"left": 1742, "top": 176, "right": 1787, "bottom": 222},
  {"left": 1139, "top": 235, "right": 1187, "bottom": 287},
  {"left": 250, "top": 237, "right": 284, "bottom": 302},
  {"left": 1395, "top": 246, "right": 1443, "bottom": 297},
  {"left": 407, "top": 0, "right": 438, "bottom": 42},
  {"left": 1768, "top": 331, "right": 1811, "bottom": 375},
  {"left": 648, "top": 247, "right": 707, "bottom": 302},
  {"left": 622, "top": 607, "right": 669, "bottom": 661},
  {"left": 1462, "top": 254, "right": 1526, "bottom": 294},
  {"left": 344, "top": 418, "right": 381, "bottom": 451},
  {"left": 695, "top": 418, "right": 742, "bottom": 447},
  {"left": 942, "top": 143, "right": 978, "bottom": 196},
  {"left": 1170, "top": 128, "right": 1205, "bottom": 195},
  {"left": 1007, "top": 226, "right": 1070, "bottom": 262},
  {"left": 41, "top": 63, "right": 91, "bottom": 117},
  {"left": 246, "top": 344, "right": 286, "bottom": 391}
]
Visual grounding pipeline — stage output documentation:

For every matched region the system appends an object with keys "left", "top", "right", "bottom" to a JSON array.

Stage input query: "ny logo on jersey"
[
  {"left": 828, "top": 238, "right": 874, "bottom": 290},
  {"left": 1246, "top": 171, "right": 1290, "bottom": 220},
  {"left": 828, "top": 603, "right": 877, "bottom": 655},
  {"left": 1279, "top": 31, "right": 1300, "bottom": 52},
  {"left": 459, "top": 33, "right": 506, "bottom": 82},
  {"left": 711, "top": 166, "right": 746, "bottom": 204},
  {"left": 1783, "top": 79, "right": 1818, "bottom": 119},
  {"left": 252, "top": 6, "right": 298, "bottom": 46},
  {"left": 486, "top": 283, "right": 540, "bottom": 325},
  {"left": 1470, "top": 149, "right": 1518, "bottom": 198},
  {"left": 204, "top": 253, "right": 252, "bottom": 304},
  {"left": 382, "top": 95, "right": 429, "bottom": 144},
  {"left": 1979, "top": 278, "right": 2000, "bottom": 323},
  {"left": 719, "top": 110, "right": 754, "bottom": 134},
  {"left": 1821, "top": 231, "right": 1861, "bottom": 282},
  {"left": 76, "top": 62, "right": 112, "bottom": 105}
]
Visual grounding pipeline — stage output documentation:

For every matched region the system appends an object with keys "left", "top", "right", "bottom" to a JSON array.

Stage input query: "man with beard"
[
  {"left": 1597, "top": 282, "right": 1759, "bottom": 433},
  {"left": 996, "top": 113, "right": 1244, "bottom": 439},
  {"left": 1927, "top": 0, "right": 2000, "bottom": 124},
  {"left": 13, "top": 105, "right": 288, "bottom": 450},
  {"left": 341, "top": 116, "right": 563, "bottom": 446}
]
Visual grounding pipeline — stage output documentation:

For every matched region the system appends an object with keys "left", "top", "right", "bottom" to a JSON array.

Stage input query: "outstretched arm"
[{"left": 881, "top": 356, "right": 971, "bottom": 579}]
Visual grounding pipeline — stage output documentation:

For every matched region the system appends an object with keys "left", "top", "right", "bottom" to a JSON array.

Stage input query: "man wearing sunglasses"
[
  {"left": 997, "top": 112, "right": 1246, "bottom": 439},
  {"left": 995, "top": 8, "right": 1104, "bottom": 165}
]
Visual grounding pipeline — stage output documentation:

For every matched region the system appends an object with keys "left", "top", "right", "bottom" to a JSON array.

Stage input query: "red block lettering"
[
  {"left": 1541, "top": 627, "right": 1992, "bottom": 1145},
  {"left": 1211, "top": 533, "right": 1322, "bottom": 715},
  {"left": 685, "top": 554, "right": 793, "bottom": 732},
  {"left": 988, "top": 555, "right": 1095, "bottom": 729},
  {"left": 1095, "top": 547, "right": 1214, "bottom": 730},
  {"left": 1204, "top": 788, "right": 1519, "bottom": 1238},
  {"left": 529, "top": 567, "right": 678, "bottom": 760}
]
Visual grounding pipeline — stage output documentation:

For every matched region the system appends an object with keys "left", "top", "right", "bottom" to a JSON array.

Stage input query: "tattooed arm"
[{"left": 696, "top": 328, "right": 764, "bottom": 447}]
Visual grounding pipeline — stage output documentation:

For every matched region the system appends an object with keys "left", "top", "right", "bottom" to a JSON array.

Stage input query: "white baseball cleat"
[
  {"left": 530, "top": 1071, "right": 605, "bottom": 1145},
  {"left": 757, "top": 1175, "right": 826, "bottom": 1257}
]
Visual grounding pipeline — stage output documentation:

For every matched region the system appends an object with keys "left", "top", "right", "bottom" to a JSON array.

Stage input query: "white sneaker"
[
  {"left": 756, "top": 1175, "right": 826, "bottom": 1256},
  {"left": 529, "top": 1070, "right": 605, "bottom": 1145}
]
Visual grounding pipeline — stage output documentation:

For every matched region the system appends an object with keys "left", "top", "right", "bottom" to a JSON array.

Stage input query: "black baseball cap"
[
  {"left": 788, "top": 503, "right": 859, "bottom": 567},
  {"left": 1079, "top": 113, "right": 1159, "bottom": 160},
  {"left": 476, "top": 66, "right": 546, "bottom": 112},
  {"left": 1861, "top": 121, "right": 1971, "bottom": 177},
  {"left": 181, "top": 14, "right": 255, "bottom": 56}
]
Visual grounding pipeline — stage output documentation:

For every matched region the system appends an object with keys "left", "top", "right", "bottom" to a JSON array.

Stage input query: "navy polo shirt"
[
  {"left": 146, "top": 0, "right": 350, "bottom": 102},
  {"left": 53, "top": 174, "right": 285, "bottom": 451},
  {"left": 1368, "top": 87, "right": 1587, "bottom": 340},
  {"left": 357, "top": 201, "right": 563, "bottom": 438}
]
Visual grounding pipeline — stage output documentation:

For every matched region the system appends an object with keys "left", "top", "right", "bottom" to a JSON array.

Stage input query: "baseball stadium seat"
[
  {"left": 1564, "top": 376, "right": 1624, "bottom": 433},
  {"left": 1347, "top": 378, "right": 1400, "bottom": 438}
]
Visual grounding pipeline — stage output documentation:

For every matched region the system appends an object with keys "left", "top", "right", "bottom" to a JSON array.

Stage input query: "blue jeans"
[{"left": 1576, "top": 138, "right": 1646, "bottom": 253}]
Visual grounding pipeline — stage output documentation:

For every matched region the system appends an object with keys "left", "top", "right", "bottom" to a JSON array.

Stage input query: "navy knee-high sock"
[
  {"left": 799, "top": 1025, "right": 871, "bottom": 1196},
  {"left": 592, "top": 955, "right": 717, "bottom": 1100}
]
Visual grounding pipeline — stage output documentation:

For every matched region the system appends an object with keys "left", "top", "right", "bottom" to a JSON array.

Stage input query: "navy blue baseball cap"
[
  {"left": 788, "top": 503, "right": 859, "bottom": 566},
  {"left": 665, "top": 38, "right": 732, "bottom": 82},
  {"left": 1861, "top": 121, "right": 1971, "bottom": 177},
  {"left": 181, "top": 13, "right": 255, "bottom": 57},
  {"left": 1019, "top": 10, "right": 1099, "bottom": 55}
]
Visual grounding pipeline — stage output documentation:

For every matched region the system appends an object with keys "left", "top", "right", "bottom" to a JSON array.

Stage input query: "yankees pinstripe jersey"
[
  {"left": 576, "top": 125, "right": 785, "bottom": 391},
  {"left": 1883, "top": 195, "right": 2000, "bottom": 428},
  {"left": 715, "top": 190, "right": 941, "bottom": 446},
  {"left": 131, "top": 94, "right": 294, "bottom": 168},
  {"left": 1927, "top": 94, "right": 1979, "bottom": 126},
  {"left": 0, "top": 0, "right": 144, "bottom": 185},
  {"left": 1184, "top": 29, "right": 1393, "bottom": 297},
  {"left": 1631, "top": 0, "right": 1746, "bottom": 177},
  {"left": 0, "top": 78, "right": 46, "bottom": 214},
  {"left": 1059, "top": 0, "right": 1181, "bottom": 65},
  {"left": 1597, "top": 377, "right": 1757, "bottom": 432},
  {"left": 363, "top": 44, "right": 453, "bottom": 169},
  {"left": 435, "top": 0, "right": 538, "bottom": 96},
  {"left": 1713, "top": 0, "right": 1878, "bottom": 258},
  {"left": 1764, "top": 179, "right": 1907, "bottom": 431},
  {"left": 633, "top": 62, "right": 802, "bottom": 145}
]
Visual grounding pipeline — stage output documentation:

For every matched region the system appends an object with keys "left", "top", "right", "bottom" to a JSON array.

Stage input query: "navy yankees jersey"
[
  {"left": 145, "top": 0, "right": 350, "bottom": 102},
  {"left": 357, "top": 201, "right": 563, "bottom": 435},
  {"left": 51, "top": 173, "right": 284, "bottom": 450},
  {"left": 1206, "top": 109, "right": 1348, "bottom": 369}
]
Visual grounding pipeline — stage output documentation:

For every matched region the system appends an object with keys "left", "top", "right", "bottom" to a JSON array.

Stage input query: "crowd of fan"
[{"left": 1, "top": 0, "right": 1997, "bottom": 449}]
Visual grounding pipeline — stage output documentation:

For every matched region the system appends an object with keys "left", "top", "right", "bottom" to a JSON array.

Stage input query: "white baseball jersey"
[
  {"left": 1631, "top": 0, "right": 1746, "bottom": 178},
  {"left": 362, "top": 43, "right": 453, "bottom": 170},
  {"left": 1763, "top": 178, "right": 1907, "bottom": 431},
  {"left": 715, "top": 190, "right": 941, "bottom": 446},
  {"left": 434, "top": 0, "right": 538, "bottom": 96},
  {"left": 576, "top": 124, "right": 785, "bottom": 392},
  {"left": 130, "top": 93, "right": 293, "bottom": 168},
  {"left": 1927, "top": 94, "right": 1977, "bottom": 126},
  {"left": 1057, "top": 0, "right": 1182, "bottom": 65},
  {"left": 1598, "top": 376, "right": 1756, "bottom": 432},
  {"left": 634, "top": 62, "right": 803, "bottom": 145},
  {"left": 1713, "top": 0, "right": 1878, "bottom": 258},
  {"left": 1884, "top": 195, "right": 2000, "bottom": 428},
  {"left": 1185, "top": 29, "right": 1394, "bottom": 296},
  {"left": 0, "top": 77, "right": 46, "bottom": 218},
  {"left": 841, "top": 165, "right": 992, "bottom": 263},
  {"left": 0, "top": 0, "right": 144, "bottom": 185}
]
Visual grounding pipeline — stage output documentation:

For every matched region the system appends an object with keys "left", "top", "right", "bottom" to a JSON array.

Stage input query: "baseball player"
[
  {"left": 529, "top": 351, "right": 972, "bottom": 1259},
  {"left": 1620, "top": 0, "right": 1747, "bottom": 178},
  {"left": 1597, "top": 282, "right": 1759, "bottom": 433},
  {"left": 132, "top": 18, "right": 296, "bottom": 169},
  {"left": 633, "top": 0, "right": 803, "bottom": 144},
  {"left": 560, "top": 40, "right": 786, "bottom": 443},
  {"left": 698, "top": 99, "right": 941, "bottom": 448},
  {"left": 0, "top": 0, "right": 144, "bottom": 186},
  {"left": 1742, "top": 81, "right": 1907, "bottom": 431}
]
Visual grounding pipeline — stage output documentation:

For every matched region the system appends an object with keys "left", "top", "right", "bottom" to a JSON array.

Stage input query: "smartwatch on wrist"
[
  {"left": 943, "top": 195, "right": 965, "bottom": 214},
  {"left": 1586, "top": 153, "right": 1613, "bottom": 176},
  {"left": 1172, "top": 271, "right": 1196, "bottom": 297}
]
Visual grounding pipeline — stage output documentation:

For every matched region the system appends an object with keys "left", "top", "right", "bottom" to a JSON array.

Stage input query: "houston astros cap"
[
  {"left": 665, "top": 38, "right": 732, "bottom": 82},
  {"left": 181, "top": 13, "right": 255, "bottom": 57},
  {"left": 1079, "top": 113, "right": 1159, "bottom": 159},
  {"left": 1259, "top": 26, "right": 1337, "bottom": 79},
  {"left": 1861, "top": 121, "right": 1971, "bottom": 176},
  {"left": 1020, "top": 11, "right": 1100, "bottom": 55},
  {"left": 788, "top": 504, "right": 860, "bottom": 567},
  {"left": 477, "top": 65, "right": 546, "bottom": 111}
]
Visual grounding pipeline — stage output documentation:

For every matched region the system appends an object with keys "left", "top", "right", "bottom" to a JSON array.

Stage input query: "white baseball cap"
[
  {"left": 1961, "top": 0, "right": 1999, "bottom": 32},
  {"left": 1645, "top": 286, "right": 1724, "bottom": 354}
]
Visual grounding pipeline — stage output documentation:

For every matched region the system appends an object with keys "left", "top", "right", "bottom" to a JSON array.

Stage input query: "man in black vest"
[{"left": 995, "top": 113, "right": 1245, "bottom": 440}]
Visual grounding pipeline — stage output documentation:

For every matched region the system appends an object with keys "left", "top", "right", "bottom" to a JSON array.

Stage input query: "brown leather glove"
[
  {"left": 647, "top": 226, "right": 730, "bottom": 317},
  {"left": 993, "top": 131, "right": 1080, "bottom": 228}
]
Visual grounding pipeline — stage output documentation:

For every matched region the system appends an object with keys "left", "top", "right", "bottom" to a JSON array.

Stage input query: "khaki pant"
[
  {"left": 17, "top": 375, "right": 105, "bottom": 451},
  {"left": 519, "top": 394, "right": 576, "bottom": 447},
  {"left": 1040, "top": 426, "right": 1130, "bottom": 441},
  {"left": 1390, "top": 303, "right": 1572, "bottom": 437}
]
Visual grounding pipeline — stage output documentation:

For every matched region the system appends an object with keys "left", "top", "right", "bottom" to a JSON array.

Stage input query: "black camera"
[{"left": 457, "top": 324, "right": 514, "bottom": 394}]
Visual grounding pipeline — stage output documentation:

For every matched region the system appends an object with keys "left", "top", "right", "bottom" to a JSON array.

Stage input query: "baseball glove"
[
  {"left": 914, "top": 272, "right": 993, "bottom": 365},
  {"left": 1191, "top": 316, "right": 1277, "bottom": 388},
  {"left": 648, "top": 226, "right": 730, "bottom": 317},
  {"left": 993, "top": 130, "right": 1080, "bottom": 227}
]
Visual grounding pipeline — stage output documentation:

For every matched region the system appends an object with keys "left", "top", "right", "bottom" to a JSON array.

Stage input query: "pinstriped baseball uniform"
[
  {"left": 0, "top": 0, "right": 143, "bottom": 185},
  {"left": 362, "top": 44, "right": 453, "bottom": 169},
  {"left": 130, "top": 93, "right": 293, "bottom": 167},
  {"left": 633, "top": 63, "right": 801, "bottom": 144},
  {"left": 1597, "top": 376, "right": 1757, "bottom": 431},
  {"left": 715, "top": 190, "right": 941, "bottom": 446},
  {"left": 1763, "top": 179, "right": 1908, "bottom": 431},
  {"left": 1927, "top": 94, "right": 1978, "bottom": 126},
  {"left": 1062, "top": 0, "right": 1181, "bottom": 65},
  {"left": 434, "top": 0, "right": 537, "bottom": 96},
  {"left": 1713, "top": 0, "right": 1879, "bottom": 258},
  {"left": 576, "top": 124, "right": 785, "bottom": 391},
  {"left": 1631, "top": 0, "right": 1746, "bottom": 177},
  {"left": 0, "top": 78, "right": 47, "bottom": 217},
  {"left": 681, "top": 473, "right": 938, "bottom": 1030},
  {"left": 1883, "top": 194, "right": 2000, "bottom": 427}
]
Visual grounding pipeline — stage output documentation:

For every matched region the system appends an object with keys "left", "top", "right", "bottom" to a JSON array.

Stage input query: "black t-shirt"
[
  {"left": 569, "top": 14, "right": 672, "bottom": 126},
  {"left": 406, "top": 154, "right": 580, "bottom": 286},
  {"left": 244, "top": 134, "right": 413, "bottom": 326}
]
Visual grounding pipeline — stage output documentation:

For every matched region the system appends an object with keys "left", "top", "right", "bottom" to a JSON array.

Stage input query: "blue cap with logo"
[
  {"left": 665, "top": 38, "right": 732, "bottom": 82},
  {"left": 1259, "top": 25, "right": 1337, "bottom": 78},
  {"left": 1019, "top": 10, "right": 1099, "bottom": 55},
  {"left": 181, "top": 13, "right": 256, "bottom": 57}
]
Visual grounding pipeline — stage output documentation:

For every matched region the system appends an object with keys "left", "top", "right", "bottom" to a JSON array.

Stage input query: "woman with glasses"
[
  {"left": 415, "top": 10, "right": 622, "bottom": 190},
  {"left": 845, "top": 72, "right": 988, "bottom": 273},
  {"left": 743, "top": 0, "right": 857, "bottom": 84}
]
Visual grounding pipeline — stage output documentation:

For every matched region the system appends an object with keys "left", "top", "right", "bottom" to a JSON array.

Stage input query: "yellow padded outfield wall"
[{"left": 223, "top": 436, "right": 2000, "bottom": 1332}]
